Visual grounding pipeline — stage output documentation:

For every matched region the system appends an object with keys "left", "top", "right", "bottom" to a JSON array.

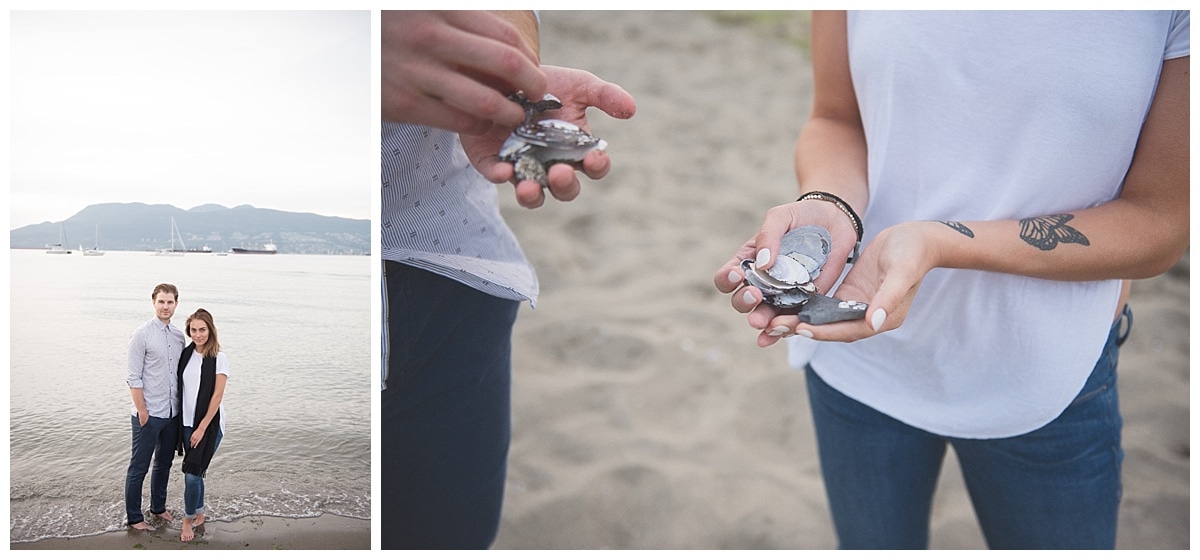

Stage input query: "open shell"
[
  {"left": 741, "top": 225, "right": 831, "bottom": 308},
  {"left": 498, "top": 93, "right": 607, "bottom": 187},
  {"left": 740, "top": 225, "right": 868, "bottom": 324}
]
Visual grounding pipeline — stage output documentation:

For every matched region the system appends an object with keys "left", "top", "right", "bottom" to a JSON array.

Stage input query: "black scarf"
[{"left": 176, "top": 342, "right": 221, "bottom": 477}]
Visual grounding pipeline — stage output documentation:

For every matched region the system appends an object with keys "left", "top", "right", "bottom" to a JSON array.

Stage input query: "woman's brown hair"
[{"left": 186, "top": 308, "right": 220, "bottom": 358}]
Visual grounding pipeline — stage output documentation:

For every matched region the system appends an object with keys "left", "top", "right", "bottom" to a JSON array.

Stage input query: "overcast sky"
[{"left": 9, "top": 10, "right": 371, "bottom": 229}]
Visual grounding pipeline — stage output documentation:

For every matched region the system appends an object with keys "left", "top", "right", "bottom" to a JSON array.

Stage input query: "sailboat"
[
  {"left": 153, "top": 217, "right": 187, "bottom": 257},
  {"left": 45, "top": 223, "right": 72, "bottom": 254},
  {"left": 83, "top": 225, "right": 105, "bottom": 256}
]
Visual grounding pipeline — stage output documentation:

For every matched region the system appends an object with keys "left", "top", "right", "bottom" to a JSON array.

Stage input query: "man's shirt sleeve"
[{"left": 127, "top": 329, "right": 145, "bottom": 389}]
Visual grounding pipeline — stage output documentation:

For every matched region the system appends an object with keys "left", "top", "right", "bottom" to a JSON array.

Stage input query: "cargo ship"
[{"left": 230, "top": 241, "right": 277, "bottom": 255}]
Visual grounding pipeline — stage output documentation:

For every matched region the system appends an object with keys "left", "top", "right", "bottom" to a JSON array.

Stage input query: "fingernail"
[
  {"left": 871, "top": 308, "right": 887, "bottom": 331},
  {"left": 727, "top": 270, "right": 741, "bottom": 284},
  {"left": 742, "top": 291, "right": 756, "bottom": 306},
  {"left": 768, "top": 326, "right": 789, "bottom": 337},
  {"left": 797, "top": 329, "right": 814, "bottom": 339},
  {"left": 755, "top": 248, "right": 771, "bottom": 269}
]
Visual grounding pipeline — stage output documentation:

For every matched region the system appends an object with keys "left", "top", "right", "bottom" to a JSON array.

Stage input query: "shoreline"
[{"left": 10, "top": 513, "right": 370, "bottom": 550}]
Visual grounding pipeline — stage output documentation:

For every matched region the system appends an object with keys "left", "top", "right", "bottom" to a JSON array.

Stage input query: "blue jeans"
[
  {"left": 181, "top": 426, "right": 223, "bottom": 518},
  {"left": 381, "top": 262, "right": 519, "bottom": 549},
  {"left": 807, "top": 309, "right": 1128, "bottom": 549},
  {"left": 125, "top": 414, "right": 179, "bottom": 525}
]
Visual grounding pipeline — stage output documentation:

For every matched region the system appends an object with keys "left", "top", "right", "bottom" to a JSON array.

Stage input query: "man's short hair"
[{"left": 152, "top": 283, "right": 179, "bottom": 302}]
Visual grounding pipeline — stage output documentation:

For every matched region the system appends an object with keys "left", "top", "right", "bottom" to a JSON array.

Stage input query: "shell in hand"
[
  {"left": 498, "top": 93, "right": 607, "bottom": 187},
  {"left": 740, "top": 225, "right": 868, "bottom": 324}
]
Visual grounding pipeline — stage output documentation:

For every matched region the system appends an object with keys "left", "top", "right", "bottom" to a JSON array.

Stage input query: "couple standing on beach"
[
  {"left": 381, "top": 10, "right": 1189, "bottom": 549},
  {"left": 125, "top": 283, "right": 230, "bottom": 543}
]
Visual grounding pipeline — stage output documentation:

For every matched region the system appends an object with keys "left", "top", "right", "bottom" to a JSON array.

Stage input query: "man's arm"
[{"left": 127, "top": 334, "right": 150, "bottom": 425}]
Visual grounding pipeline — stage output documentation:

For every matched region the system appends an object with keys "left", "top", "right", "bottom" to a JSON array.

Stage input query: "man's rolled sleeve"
[{"left": 127, "top": 331, "right": 146, "bottom": 389}]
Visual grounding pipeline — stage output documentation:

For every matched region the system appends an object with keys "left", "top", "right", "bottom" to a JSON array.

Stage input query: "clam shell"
[
  {"left": 740, "top": 225, "right": 832, "bottom": 310},
  {"left": 499, "top": 93, "right": 608, "bottom": 187}
]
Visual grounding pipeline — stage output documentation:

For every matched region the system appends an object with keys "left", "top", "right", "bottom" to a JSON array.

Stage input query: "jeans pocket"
[{"left": 1070, "top": 324, "right": 1122, "bottom": 408}]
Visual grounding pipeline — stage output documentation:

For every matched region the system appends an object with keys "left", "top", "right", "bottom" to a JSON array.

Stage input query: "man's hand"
[
  {"left": 381, "top": 11, "right": 547, "bottom": 133},
  {"left": 460, "top": 65, "right": 637, "bottom": 208}
]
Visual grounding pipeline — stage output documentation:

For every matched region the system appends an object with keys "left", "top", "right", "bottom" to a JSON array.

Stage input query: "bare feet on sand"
[
  {"left": 180, "top": 518, "right": 195, "bottom": 542},
  {"left": 193, "top": 513, "right": 205, "bottom": 527},
  {"left": 130, "top": 511, "right": 173, "bottom": 531}
]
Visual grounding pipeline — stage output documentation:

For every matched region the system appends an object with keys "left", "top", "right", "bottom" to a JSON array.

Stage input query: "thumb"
[
  {"left": 592, "top": 82, "right": 637, "bottom": 120},
  {"left": 752, "top": 209, "right": 794, "bottom": 271}
]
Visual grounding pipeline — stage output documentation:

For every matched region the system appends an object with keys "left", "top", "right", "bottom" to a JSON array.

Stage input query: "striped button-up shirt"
[
  {"left": 381, "top": 122, "right": 538, "bottom": 303},
  {"left": 126, "top": 318, "right": 185, "bottom": 418},
  {"left": 380, "top": 122, "right": 539, "bottom": 388}
]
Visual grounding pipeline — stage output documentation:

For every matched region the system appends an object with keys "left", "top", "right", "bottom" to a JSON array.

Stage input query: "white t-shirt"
[
  {"left": 182, "top": 350, "right": 229, "bottom": 434},
  {"left": 792, "top": 11, "right": 1189, "bottom": 438}
]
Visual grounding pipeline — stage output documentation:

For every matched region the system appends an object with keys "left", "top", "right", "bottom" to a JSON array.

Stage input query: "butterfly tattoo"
[
  {"left": 1019, "top": 214, "right": 1090, "bottom": 251},
  {"left": 939, "top": 221, "right": 975, "bottom": 238}
]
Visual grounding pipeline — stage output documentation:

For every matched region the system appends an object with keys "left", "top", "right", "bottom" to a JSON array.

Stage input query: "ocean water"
[{"left": 8, "top": 249, "right": 371, "bottom": 543}]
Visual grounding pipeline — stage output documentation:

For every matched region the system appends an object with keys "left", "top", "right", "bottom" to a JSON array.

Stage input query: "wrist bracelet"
[{"left": 796, "top": 190, "right": 863, "bottom": 262}]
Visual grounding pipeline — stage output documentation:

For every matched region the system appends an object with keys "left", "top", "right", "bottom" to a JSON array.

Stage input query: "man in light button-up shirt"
[
  {"left": 380, "top": 11, "right": 636, "bottom": 549},
  {"left": 124, "top": 283, "right": 186, "bottom": 529}
]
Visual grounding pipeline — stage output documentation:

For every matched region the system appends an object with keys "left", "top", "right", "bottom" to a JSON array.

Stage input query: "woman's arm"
[
  {"left": 783, "top": 55, "right": 1189, "bottom": 343},
  {"left": 796, "top": 10, "right": 869, "bottom": 215},
  {"left": 933, "top": 56, "right": 1189, "bottom": 281},
  {"left": 715, "top": 10, "right": 871, "bottom": 345}
]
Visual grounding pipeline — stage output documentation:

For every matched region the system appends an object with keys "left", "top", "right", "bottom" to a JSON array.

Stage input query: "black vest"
[{"left": 176, "top": 342, "right": 221, "bottom": 477}]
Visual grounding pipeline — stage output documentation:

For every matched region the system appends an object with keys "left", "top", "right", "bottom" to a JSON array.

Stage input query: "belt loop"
[{"left": 1116, "top": 305, "right": 1133, "bottom": 347}]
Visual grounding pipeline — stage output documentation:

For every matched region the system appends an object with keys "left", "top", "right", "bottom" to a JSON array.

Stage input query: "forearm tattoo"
[
  {"left": 939, "top": 221, "right": 975, "bottom": 238},
  {"left": 1019, "top": 214, "right": 1090, "bottom": 250}
]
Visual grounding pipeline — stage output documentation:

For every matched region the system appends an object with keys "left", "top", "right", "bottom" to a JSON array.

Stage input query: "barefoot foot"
[
  {"left": 154, "top": 510, "right": 175, "bottom": 522},
  {"left": 194, "top": 513, "right": 205, "bottom": 528},
  {"left": 129, "top": 521, "right": 153, "bottom": 531},
  {"left": 180, "top": 518, "right": 194, "bottom": 542}
]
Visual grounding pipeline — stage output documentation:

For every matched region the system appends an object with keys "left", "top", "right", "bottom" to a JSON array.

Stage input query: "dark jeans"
[
  {"left": 381, "top": 261, "right": 519, "bottom": 549},
  {"left": 807, "top": 308, "right": 1130, "bottom": 549},
  {"left": 125, "top": 414, "right": 179, "bottom": 525},
  {"left": 181, "top": 426, "right": 223, "bottom": 518}
]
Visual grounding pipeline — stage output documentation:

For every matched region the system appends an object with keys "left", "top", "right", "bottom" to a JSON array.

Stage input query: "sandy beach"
[
  {"left": 490, "top": 11, "right": 1190, "bottom": 549},
  {"left": 9, "top": 514, "right": 369, "bottom": 550}
]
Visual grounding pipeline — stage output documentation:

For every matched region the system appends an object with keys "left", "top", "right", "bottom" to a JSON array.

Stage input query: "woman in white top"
[
  {"left": 716, "top": 10, "right": 1188, "bottom": 549},
  {"left": 176, "top": 308, "right": 229, "bottom": 542}
]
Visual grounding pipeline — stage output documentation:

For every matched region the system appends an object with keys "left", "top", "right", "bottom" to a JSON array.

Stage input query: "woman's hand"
[
  {"left": 190, "top": 425, "right": 207, "bottom": 448},
  {"left": 714, "top": 198, "right": 863, "bottom": 345},
  {"left": 757, "top": 221, "right": 943, "bottom": 345}
]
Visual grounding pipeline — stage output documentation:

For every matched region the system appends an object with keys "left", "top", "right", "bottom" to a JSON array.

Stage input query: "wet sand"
[
  {"left": 492, "top": 11, "right": 1190, "bottom": 549},
  {"left": 9, "top": 514, "right": 369, "bottom": 550}
]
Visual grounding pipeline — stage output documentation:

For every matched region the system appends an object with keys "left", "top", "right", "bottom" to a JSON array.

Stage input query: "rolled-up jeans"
[
  {"left": 181, "top": 426, "right": 223, "bottom": 519},
  {"left": 807, "top": 308, "right": 1128, "bottom": 549},
  {"left": 125, "top": 414, "right": 179, "bottom": 525}
]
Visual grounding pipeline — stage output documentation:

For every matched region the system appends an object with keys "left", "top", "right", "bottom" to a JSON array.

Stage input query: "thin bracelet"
[{"left": 796, "top": 190, "right": 863, "bottom": 262}]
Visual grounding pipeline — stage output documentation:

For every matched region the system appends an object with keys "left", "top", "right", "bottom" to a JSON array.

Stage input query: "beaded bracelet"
[{"left": 796, "top": 190, "right": 863, "bottom": 262}]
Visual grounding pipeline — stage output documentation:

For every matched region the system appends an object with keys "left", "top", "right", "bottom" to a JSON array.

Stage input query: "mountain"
[{"left": 10, "top": 203, "right": 369, "bottom": 255}]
